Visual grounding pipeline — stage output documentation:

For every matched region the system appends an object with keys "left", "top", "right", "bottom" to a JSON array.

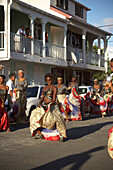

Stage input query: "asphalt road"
[{"left": 0, "top": 115, "right": 113, "bottom": 170}]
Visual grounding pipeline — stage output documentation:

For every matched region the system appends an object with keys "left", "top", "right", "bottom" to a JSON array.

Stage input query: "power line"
[{"left": 98, "top": 24, "right": 113, "bottom": 28}]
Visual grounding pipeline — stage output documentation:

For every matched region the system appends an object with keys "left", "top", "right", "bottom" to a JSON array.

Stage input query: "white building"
[{"left": 0, "top": 0, "right": 112, "bottom": 85}]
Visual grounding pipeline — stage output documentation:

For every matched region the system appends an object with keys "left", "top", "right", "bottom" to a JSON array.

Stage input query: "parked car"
[
  {"left": 78, "top": 86, "right": 93, "bottom": 98},
  {"left": 26, "top": 85, "right": 44, "bottom": 118}
]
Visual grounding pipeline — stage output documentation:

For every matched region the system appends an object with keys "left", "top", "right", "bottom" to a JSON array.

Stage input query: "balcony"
[
  {"left": 67, "top": 45, "right": 105, "bottom": 68},
  {"left": 10, "top": 32, "right": 65, "bottom": 60}
]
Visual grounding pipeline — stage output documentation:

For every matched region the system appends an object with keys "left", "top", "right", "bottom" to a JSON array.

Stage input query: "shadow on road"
[
  {"left": 67, "top": 121, "right": 113, "bottom": 141},
  {"left": 10, "top": 122, "right": 29, "bottom": 132},
  {"left": 31, "top": 146, "right": 105, "bottom": 170}
]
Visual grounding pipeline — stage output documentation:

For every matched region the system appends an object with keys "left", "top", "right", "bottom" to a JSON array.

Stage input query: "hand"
[
  {"left": 13, "top": 88, "right": 18, "bottom": 92},
  {"left": 38, "top": 104, "right": 41, "bottom": 108},
  {"left": 68, "top": 86, "right": 72, "bottom": 90}
]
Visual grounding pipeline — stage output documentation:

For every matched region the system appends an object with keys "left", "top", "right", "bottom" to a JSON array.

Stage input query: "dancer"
[
  {"left": 30, "top": 73, "right": 67, "bottom": 141},
  {"left": 68, "top": 76, "right": 78, "bottom": 92},
  {"left": 56, "top": 77, "right": 69, "bottom": 121},
  {"left": 0, "top": 75, "right": 10, "bottom": 131}
]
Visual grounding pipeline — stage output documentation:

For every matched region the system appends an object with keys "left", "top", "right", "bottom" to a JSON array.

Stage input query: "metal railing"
[
  {"left": 67, "top": 45, "right": 84, "bottom": 63},
  {"left": 10, "top": 32, "right": 32, "bottom": 54},
  {"left": 10, "top": 33, "right": 65, "bottom": 60},
  {"left": 67, "top": 45, "right": 105, "bottom": 67},
  {"left": 86, "top": 51, "right": 105, "bottom": 67},
  {"left": 100, "top": 55, "right": 105, "bottom": 67},
  {"left": 46, "top": 42, "right": 65, "bottom": 60},
  {"left": 0, "top": 31, "right": 4, "bottom": 50},
  {"left": 34, "top": 39, "right": 43, "bottom": 56},
  {"left": 86, "top": 51, "right": 99, "bottom": 65}
]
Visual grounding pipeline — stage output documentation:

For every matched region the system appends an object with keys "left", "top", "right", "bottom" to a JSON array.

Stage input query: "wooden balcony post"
[
  {"left": 98, "top": 36, "right": 101, "bottom": 67},
  {"left": 82, "top": 29, "right": 86, "bottom": 64},
  {"left": 64, "top": 25, "right": 67, "bottom": 61},
  {"left": 41, "top": 20, "right": 46, "bottom": 57},
  {"left": 29, "top": 15, "right": 36, "bottom": 55},
  {"left": 104, "top": 37, "right": 108, "bottom": 72}
]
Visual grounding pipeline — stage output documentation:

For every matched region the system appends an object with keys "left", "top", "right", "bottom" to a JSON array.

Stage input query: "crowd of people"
[
  {"left": 0, "top": 68, "right": 28, "bottom": 132},
  {"left": 1, "top": 58, "right": 113, "bottom": 143}
]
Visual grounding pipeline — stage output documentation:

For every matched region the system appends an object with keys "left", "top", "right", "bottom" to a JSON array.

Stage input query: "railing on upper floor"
[
  {"left": 86, "top": 51, "right": 105, "bottom": 67},
  {"left": 34, "top": 39, "right": 43, "bottom": 56},
  {"left": 46, "top": 42, "right": 65, "bottom": 60},
  {"left": 0, "top": 31, "right": 4, "bottom": 50},
  {"left": 67, "top": 45, "right": 84, "bottom": 63},
  {"left": 11, "top": 32, "right": 32, "bottom": 54},
  {"left": 67, "top": 45, "right": 105, "bottom": 67},
  {"left": 10, "top": 32, "right": 65, "bottom": 60}
]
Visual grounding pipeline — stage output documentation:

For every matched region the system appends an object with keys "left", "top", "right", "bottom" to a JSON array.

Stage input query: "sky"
[{"left": 77, "top": 0, "right": 113, "bottom": 59}]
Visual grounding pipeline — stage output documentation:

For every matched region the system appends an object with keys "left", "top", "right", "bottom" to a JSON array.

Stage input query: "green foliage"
[{"left": 93, "top": 59, "right": 111, "bottom": 80}]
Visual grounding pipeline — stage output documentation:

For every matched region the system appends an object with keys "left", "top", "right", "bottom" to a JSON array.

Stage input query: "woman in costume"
[
  {"left": 56, "top": 77, "right": 69, "bottom": 121},
  {"left": 30, "top": 73, "right": 67, "bottom": 141},
  {"left": 85, "top": 79, "right": 108, "bottom": 118},
  {"left": 93, "top": 79, "right": 100, "bottom": 93},
  {"left": 14, "top": 70, "right": 28, "bottom": 122},
  {"left": 0, "top": 75, "right": 10, "bottom": 131},
  {"left": 68, "top": 76, "right": 78, "bottom": 93},
  {"left": 56, "top": 76, "right": 82, "bottom": 121}
]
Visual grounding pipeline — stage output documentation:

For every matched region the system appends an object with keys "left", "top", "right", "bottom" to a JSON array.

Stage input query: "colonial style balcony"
[
  {"left": 10, "top": 32, "right": 65, "bottom": 60},
  {"left": 67, "top": 45, "right": 105, "bottom": 68}
]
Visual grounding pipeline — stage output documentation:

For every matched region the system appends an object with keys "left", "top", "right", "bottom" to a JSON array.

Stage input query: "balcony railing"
[
  {"left": 0, "top": 31, "right": 4, "bottom": 50},
  {"left": 67, "top": 45, "right": 84, "bottom": 63},
  {"left": 46, "top": 42, "right": 64, "bottom": 60},
  {"left": 86, "top": 51, "right": 105, "bottom": 67},
  {"left": 10, "top": 33, "right": 65, "bottom": 60},
  {"left": 34, "top": 40, "right": 43, "bottom": 56},
  {"left": 67, "top": 45, "right": 105, "bottom": 67},
  {"left": 11, "top": 32, "right": 32, "bottom": 54}
]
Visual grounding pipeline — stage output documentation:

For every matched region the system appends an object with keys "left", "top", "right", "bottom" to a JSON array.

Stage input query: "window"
[
  {"left": 0, "top": 6, "right": 4, "bottom": 31},
  {"left": 75, "top": 4, "right": 83, "bottom": 18},
  {"left": 56, "top": 0, "right": 68, "bottom": 10},
  {"left": 26, "top": 87, "right": 39, "bottom": 98},
  {"left": 78, "top": 88, "right": 87, "bottom": 94}
]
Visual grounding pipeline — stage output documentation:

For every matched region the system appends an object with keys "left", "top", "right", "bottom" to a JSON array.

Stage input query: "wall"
[
  {"left": 19, "top": 0, "right": 50, "bottom": 12},
  {"left": 10, "top": 9, "right": 29, "bottom": 33},
  {"left": 51, "top": 26, "right": 64, "bottom": 46},
  {"left": 33, "top": 64, "right": 50, "bottom": 85}
]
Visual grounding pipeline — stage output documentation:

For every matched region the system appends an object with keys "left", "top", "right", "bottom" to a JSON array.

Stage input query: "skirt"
[
  {"left": 30, "top": 103, "right": 67, "bottom": 141},
  {"left": 0, "top": 105, "right": 10, "bottom": 131},
  {"left": 58, "top": 88, "right": 82, "bottom": 121}
]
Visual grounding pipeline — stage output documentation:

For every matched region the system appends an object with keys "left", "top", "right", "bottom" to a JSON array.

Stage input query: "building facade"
[{"left": 0, "top": 0, "right": 112, "bottom": 85}]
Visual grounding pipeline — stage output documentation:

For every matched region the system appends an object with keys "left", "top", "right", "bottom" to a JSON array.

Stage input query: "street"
[{"left": 0, "top": 115, "right": 113, "bottom": 170}]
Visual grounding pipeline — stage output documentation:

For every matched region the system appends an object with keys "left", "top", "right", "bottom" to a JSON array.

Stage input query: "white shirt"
[
  {"left": 16, "top": 28, "right": 26, "bottom": 36},
  {"left": 6, "top": 79, "right": 15, "bottom": 95}
]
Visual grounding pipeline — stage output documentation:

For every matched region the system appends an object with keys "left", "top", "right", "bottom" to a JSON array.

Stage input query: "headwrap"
[
  {"left": 57, "top": 77, "right": 62, "bottom": 80},
  {"left": 18, "top": 70, "right": 24, "bottom": 73}
]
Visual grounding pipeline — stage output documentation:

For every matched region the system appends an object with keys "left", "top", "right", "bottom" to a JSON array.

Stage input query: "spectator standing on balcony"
[
  {"left": 15, "top": 25, "right": 26, "bottom": 52},
  {"left": 25, "top": 28, "right": 32, "bottom": 54},
  {"left": 16, "top": 25, "right": 26, "bottom": 36},
  {"left": 14, "top": 70, "right": 28, "bottom": 123}
]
